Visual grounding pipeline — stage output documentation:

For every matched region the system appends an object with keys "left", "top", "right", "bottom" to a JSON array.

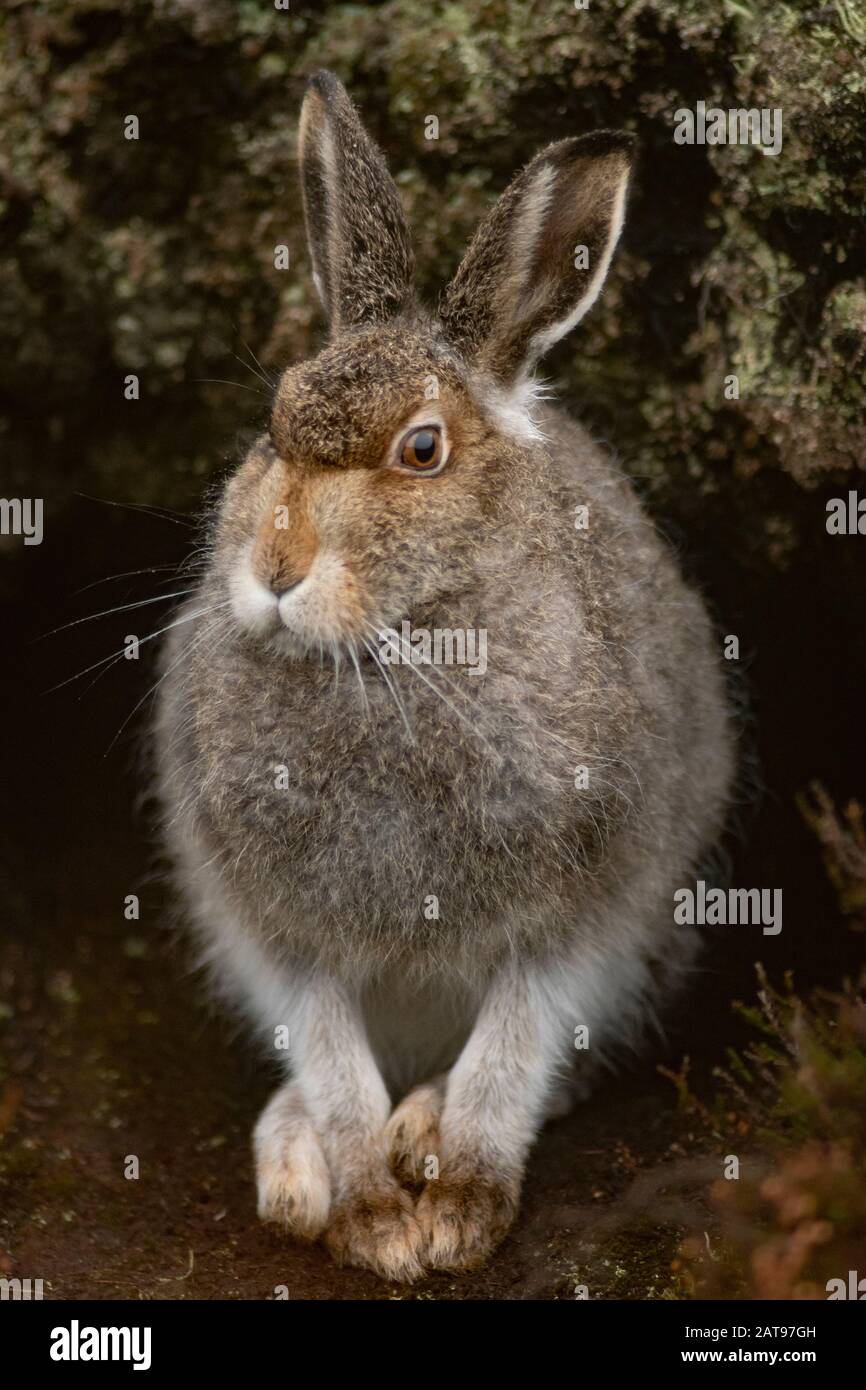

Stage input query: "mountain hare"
[{"left": 155, "top": 71, "right": 733, "bottom": 1281}]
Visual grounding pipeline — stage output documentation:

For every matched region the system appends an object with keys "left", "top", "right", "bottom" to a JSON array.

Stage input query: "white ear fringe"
[
  {"left": 503, "top": 162, "right": 558, "bottom": 308},
  {"left": 528, "top": 165, "right": 630, "bottom": 365},
  {"left": 298, "top": 91, "right": 341, "bottom": 319}
]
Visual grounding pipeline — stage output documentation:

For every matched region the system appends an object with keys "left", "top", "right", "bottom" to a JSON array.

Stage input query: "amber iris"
[{"left": 399, "top": 426, "right": 443, "bottom": 471}]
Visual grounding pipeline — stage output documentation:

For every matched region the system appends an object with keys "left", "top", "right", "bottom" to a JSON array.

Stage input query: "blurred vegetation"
[
  {"left": 676, "top": 973, "right": 866, "bottom": 1297},
  {"left": 2, "top": 0, "right": 864, "bottom": 528},
  {"left": 663, "top": 788, "right": 866, "bottom": 1299}
]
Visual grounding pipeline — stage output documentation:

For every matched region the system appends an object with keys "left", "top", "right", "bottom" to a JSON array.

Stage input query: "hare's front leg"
[
  {"left": 286, "top": 975, "right": 424, "bottom": 1281},
  {"left": 416, "top": 959, "right": 583, "bottom": 1271},
  {"left": 254, "top": 1080, "right": 331, "bottom": 1237}
]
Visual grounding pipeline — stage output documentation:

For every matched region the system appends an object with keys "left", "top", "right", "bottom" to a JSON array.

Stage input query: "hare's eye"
[{"left": 397, "top": 425, "right": 444, "bottom": 473}]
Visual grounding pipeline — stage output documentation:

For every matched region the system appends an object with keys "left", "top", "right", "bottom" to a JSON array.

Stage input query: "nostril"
[{"left": 271, "top": 578, "right": 304, "bottom": 599}]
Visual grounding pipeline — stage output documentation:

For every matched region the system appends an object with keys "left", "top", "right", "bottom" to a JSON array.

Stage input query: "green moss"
[{"left": 1, "top": 0, "right": 864, "bottom": 517}]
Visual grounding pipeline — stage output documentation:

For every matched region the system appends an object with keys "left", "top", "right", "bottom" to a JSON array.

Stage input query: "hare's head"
[{"left": 219, "top": 70, "right": 634, "bottom": 658}]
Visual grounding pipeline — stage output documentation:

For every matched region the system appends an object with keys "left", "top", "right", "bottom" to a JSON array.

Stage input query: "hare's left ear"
[
  {"left": 439, "top": 132, "right": 635, "bottom": 384},
  {"left": 299, "top": 71, "right": 415, "bottom": 334}
]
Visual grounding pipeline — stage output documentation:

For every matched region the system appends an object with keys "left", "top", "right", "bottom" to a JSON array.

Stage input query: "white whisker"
[
  {"left": 47, "top": 601, "right": 232, "bottom": 694},
  {"left": 104, "top": 616, "right": 233, "bottom": 755},
  {"left": 71, "top": 564, "right": 180, "bottom": 596},
  {"left": 361, "top": 636, "right": 414, "bottom": 741},
  {"left": 38, "top": 589, "right": 197, "bottom": 640},
  {"left": 366, "top": 621, "right": 499, "bottom": 758},
  {"left": 347, "top": 641, "right": 369, "bottom": 715}
]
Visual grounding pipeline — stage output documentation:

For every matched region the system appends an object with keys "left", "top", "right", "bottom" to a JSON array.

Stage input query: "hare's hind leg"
[
  {"left": 415, "top": 943, "right": 656, "bottom": 1272},
  {"left": 384, "top": 1075, "right": 446, "bottom": 1185},
  {"left": 254, "top": 1081, "right": 331, "bottom": 1238}
]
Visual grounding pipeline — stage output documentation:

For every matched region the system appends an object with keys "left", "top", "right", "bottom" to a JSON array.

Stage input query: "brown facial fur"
[{"left": 220, "top": 320, "right": 517, "bottom": 643}]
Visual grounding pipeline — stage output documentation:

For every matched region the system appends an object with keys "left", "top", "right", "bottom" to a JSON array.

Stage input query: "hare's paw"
[
  {"left": 255, "top": 1129, "right": 331, "bottom": 1238},
  {"left": 384, "top": 1081, "right": 443, "bottom": 1186},
  {"left": 253, "top": 1085, "right": 331, "bottom": 1239},
  {"left": 325, "top": 1180, "right": 424, "bottom": 1282},
  {"left": 416, "top": 1167, "right": 519, "bottom": 1271}
]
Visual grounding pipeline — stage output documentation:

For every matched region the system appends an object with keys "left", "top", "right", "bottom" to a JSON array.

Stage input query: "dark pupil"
[{"left": 412, "top": 430, "right": 436, "bottom": 463}]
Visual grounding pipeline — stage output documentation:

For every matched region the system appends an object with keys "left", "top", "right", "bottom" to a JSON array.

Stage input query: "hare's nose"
[
  {"left": 270, "top": 577, "right": 304, "bottom": 599},
  {"left": 255, "top": 506, "right": 318, "bottom": 597}
]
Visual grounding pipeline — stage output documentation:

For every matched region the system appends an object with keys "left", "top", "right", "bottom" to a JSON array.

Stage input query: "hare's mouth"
[{"left": 228, "top": 549, "right": 370, "bottom": 658}]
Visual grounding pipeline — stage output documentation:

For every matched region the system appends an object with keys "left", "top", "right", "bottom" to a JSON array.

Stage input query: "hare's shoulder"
[{"left": 536, "top": 403, "right": 648, "bottom": 524}]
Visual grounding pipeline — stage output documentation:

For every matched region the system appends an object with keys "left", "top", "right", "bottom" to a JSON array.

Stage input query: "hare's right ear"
[
  {"left": 299, "top": 71, "right": 415, "bottom": 335},
  {"left": 439, "top": 132, "right": 635, "bottom": 385}
]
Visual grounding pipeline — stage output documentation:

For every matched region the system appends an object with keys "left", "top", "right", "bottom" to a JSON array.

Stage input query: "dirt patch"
[{"left": 1, "top": 873, "right": 700, "bottom": 1300}]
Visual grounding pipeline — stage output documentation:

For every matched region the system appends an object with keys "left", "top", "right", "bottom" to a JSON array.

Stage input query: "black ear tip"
[
  {"left": 609, "top": 130, "right": 639, "bottom": 155},
  {"left": 544, "top": 130, "right": 637, "bottom": 171},
  {"left": 576, "top": 130, "right": 637, "bottom": 159},
  {"left": 306, "top": 69, "right": 345, "bottom": 101}
]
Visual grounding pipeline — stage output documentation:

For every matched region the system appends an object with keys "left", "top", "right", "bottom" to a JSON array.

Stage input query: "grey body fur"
[{"left": 158, "top": 401, "right": 729, "bottom": 1041}]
